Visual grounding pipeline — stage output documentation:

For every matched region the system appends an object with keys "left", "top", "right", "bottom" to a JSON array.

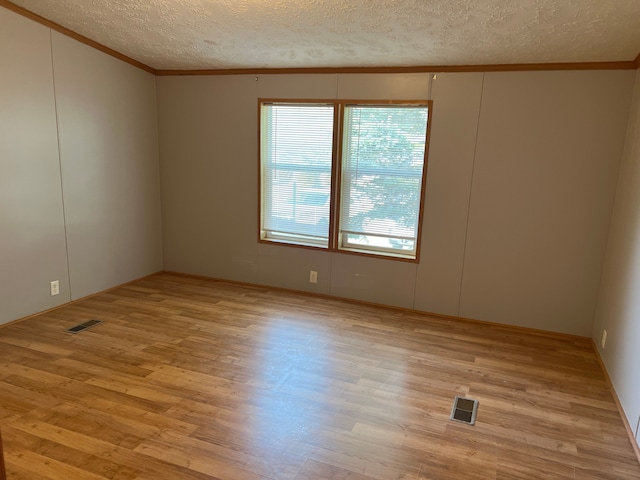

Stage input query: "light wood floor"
[{"left": 0, "top": 273, "right": 639, "bottom": 479}]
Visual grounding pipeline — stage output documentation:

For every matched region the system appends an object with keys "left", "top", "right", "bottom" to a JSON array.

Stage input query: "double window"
[{"left": 259, "top": 99, "right": 431, "bottom": 261}]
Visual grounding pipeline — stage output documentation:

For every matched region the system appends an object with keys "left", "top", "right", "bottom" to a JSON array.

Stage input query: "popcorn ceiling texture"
[{"left": 7, "top": 0, "right": 640, "bottom": 70}]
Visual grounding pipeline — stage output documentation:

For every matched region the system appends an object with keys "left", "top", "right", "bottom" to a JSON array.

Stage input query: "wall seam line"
[
  {"left": 456, "top": 72, "right": 485, "bottom": 317},
  {"left": 411, "top": 73, "right": 433, "bottom": 309},
  {"left": 49, "top": 30, "right": 73, "bottom": 299}
]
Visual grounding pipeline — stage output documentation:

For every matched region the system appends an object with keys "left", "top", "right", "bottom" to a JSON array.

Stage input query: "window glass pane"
[
  {"left": 340, "top": 105, "right": 428, "bottom": 256},
  {"left": 261, "top": 103, "right": 334, "bottom": 246}
]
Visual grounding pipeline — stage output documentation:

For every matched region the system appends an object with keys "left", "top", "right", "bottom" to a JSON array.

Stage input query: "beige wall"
[
  {"left": 0, "top": 6, "right": 163, "bottom": 324},
  {"left": 158, "top": 69, "right": 635, "bottom": 336},
  {"left": 52, "top": 32, "right": 163, "bottom": 299},
  {"left": 158, "top": 75, "right": 259, "bottom": 283},
  {"left": 594, "top": 70, "right": 640, "bottom": 447},
  {"left": 0, "top": 9, "right": 70, "bottom": 322},
  {"left": 414, "top": 73, "right": 483, "bottom": 315},
  {"left": 460, "top": 71, "right": 633, "bottom": 335}
]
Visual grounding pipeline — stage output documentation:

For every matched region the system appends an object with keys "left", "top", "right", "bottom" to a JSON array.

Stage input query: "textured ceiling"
[{"left": 6, "top": 0, "right": 640, "bottom": 71}]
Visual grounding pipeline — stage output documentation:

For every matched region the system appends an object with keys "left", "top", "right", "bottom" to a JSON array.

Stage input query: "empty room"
[{"left": 1, "top": 0, "right": 640, "bottom": 478}]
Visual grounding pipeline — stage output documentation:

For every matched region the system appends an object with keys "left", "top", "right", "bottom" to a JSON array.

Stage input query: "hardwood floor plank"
[
  {"left": 294, "top": 459, "right": 379, "bottom": 479},
  {"left": 4, "top": 446, "right": 111, "bottom": 480},
  {"left": 133, "top": 438, "right": 264, "bottom": 479},
  {"left": 0, "top": 272, "right": 638, "bottom": 479}
]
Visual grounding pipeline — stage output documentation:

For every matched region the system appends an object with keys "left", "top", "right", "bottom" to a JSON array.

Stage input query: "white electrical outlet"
[
  {"left": 50, "top": 280, "right": 60, "bottom": 296},
  {"left": 309, "top": 270, "right": 318, "bottom": 284},
  {"left": 601, "top": 329, "right": 607, "bottom": 349}
]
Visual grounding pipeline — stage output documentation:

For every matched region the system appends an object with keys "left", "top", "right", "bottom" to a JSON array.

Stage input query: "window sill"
[{"left": 258, "top": 238, "right": 418, "bottom": 262}]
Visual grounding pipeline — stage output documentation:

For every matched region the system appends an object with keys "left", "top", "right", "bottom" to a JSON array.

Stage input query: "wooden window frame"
[{"left": 258, "top": 98, "right": 433, "bottom": 263}]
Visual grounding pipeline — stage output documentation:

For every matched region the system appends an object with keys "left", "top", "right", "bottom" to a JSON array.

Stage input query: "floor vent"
[
  {"left": 450, "top": 396, "right": 479, "bottom": 425},
  {"left": 66, "top": 319, "right": 102, "bottom": 334}
]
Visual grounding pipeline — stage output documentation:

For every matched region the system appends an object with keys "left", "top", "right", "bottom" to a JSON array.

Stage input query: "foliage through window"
[{"left": 259, "top": 100, "right": 431, "bottom": 261}]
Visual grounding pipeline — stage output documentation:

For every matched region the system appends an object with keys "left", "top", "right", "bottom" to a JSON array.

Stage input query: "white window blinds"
[
  {"left": 259, "top": 100, "right": 430, "bottom": 260},
  {"left": 339, "top": 105, "right": 429, "bottom": 256},
  {"left": 260, "top": 103, "right": 335, "bottom": 246}
]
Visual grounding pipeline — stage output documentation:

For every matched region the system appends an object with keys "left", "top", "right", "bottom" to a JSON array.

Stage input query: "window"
[
  {"left": 260, "top": 103, "right": 334, "bottom": 247},
  {"left": 259, "top": 99, "right": 431, "bottom": 261}
]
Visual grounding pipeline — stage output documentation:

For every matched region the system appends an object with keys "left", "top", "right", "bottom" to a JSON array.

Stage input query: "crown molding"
[{"left": 155, "top": 61, "right": 636, "bottom": 76}]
